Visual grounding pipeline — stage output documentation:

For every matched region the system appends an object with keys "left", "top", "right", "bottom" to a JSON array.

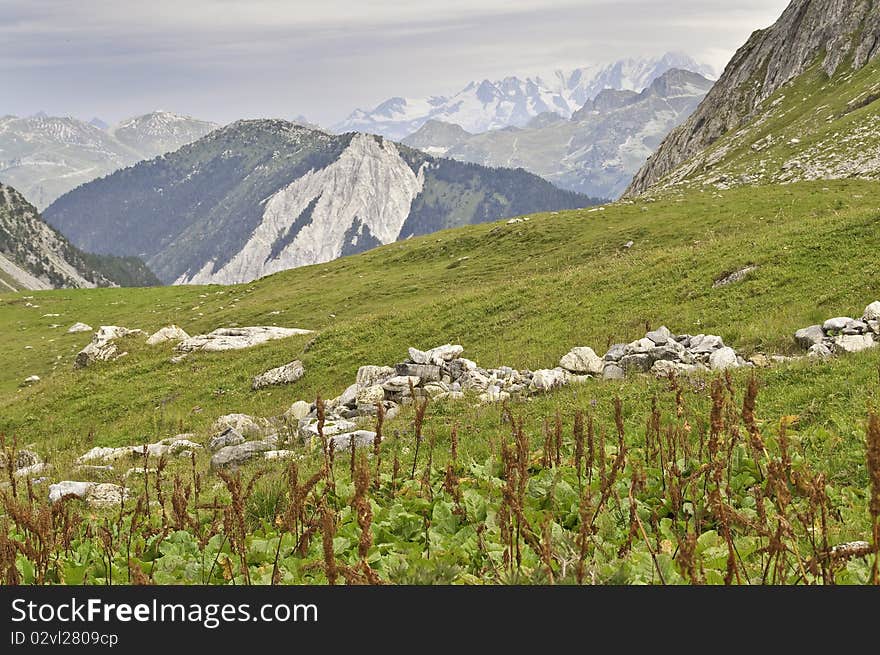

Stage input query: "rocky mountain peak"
[{"left": 625, "top": 0, "right": 880, "bottom": 196}]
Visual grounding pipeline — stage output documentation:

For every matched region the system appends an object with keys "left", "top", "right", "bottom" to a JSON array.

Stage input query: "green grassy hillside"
[
  {"left": 641, "top": 58, "right": 880, "bottom": 193},
  {"left": 1, "top": 180, "right": 879, "bottom": 585}
]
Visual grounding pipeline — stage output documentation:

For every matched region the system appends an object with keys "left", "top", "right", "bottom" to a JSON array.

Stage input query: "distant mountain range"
[
  {"left": 43, "top": 120, "right": 599, "bottom": 285},
  {"left": 334, "top": 52, "right": 714, "bottom": 140},
  {"left": 402, "top": 69, "right": 713, "bottom": 199},
  {"left": 0, "top": 111, "right": 218, "bottom": 209},
  {"left": 0, "top": 182, "right": 158, "bottom": 291}
]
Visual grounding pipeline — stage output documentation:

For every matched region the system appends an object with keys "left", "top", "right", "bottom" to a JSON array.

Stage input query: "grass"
[
  {"left": 649, "top": 58, "right": 880, "bottom": 192},
  {"left": 1, "top": 179, "right": 879, "bottom": 584}
]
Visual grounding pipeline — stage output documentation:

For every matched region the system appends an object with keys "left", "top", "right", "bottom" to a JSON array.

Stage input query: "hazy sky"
[{"left": 1, "top": 0, "right": 790, "bottom": 127}]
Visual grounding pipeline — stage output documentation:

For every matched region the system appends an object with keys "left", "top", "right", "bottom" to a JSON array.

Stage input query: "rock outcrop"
[
  {"left": 252, "top": 360, "right": 305, "bottom": 390},
  {"left": 74, "top": 326, "right": 146, "bottom": 369},
  {"left": 625, "top": 0, "right": 880, "bottom": 197},
  {"left": 175, "top": 326, "right": 313, "bottom": 353}
]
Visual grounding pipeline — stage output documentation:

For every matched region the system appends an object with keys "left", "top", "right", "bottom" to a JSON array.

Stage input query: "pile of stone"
[
  {"left": 602, "top": 326, "right": 746, "bottom": 379},
  {"left": 794, "top": 302, "right": 880, "bottom": 358},
  {"left": 0, "top": 447, "right": 49, "bottom": 480}
]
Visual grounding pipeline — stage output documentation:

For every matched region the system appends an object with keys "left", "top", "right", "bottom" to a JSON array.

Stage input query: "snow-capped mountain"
[
  {"left": 334, "top": 53, "right": 714, "bottom": 140},
  {"left": 0, "top": 182, "right": 157, "bottom": 291},
  {"left": 44, "top": 120, "right": 598, "bottom": 285},
  {"left": 0, "top": 112, "right": 218, "bottom": 210},
  {"left": 403, "top": 69, "right": 714, "bottom": 200}
]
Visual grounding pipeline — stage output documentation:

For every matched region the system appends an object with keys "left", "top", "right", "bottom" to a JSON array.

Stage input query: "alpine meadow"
[{"left": 0, "top": 0, "right": 879, "bottom": 589}]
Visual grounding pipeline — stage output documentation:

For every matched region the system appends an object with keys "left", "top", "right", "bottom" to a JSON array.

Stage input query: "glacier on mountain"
[{"left": 334, "top": 53, "right": 714, "bottom": 140}]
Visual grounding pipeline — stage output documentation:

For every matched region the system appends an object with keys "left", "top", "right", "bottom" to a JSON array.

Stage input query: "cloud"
[{"left": 0, "top": 0, "right": 789, "bottom": 125}]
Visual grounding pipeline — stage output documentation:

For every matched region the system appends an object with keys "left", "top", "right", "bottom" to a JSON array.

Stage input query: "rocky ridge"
[{"left": 625, "top": 0, "right": 880, "bottom": 197}]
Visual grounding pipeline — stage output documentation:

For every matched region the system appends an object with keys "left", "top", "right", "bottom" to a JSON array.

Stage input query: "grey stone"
[
  {"left": 559, "top": 347, "right": 604, "bottom": 375},
  {"left": 864, "top": 301, "right": 880, "bottom": 322},
  {"left": 210, "top": 440, "right": 276, "bottom": 470},
  {"left": 329, "top": 431, "right": 377, "bottom": 452},
  {"left": 709, "top": 347, "right": 739, "bottom": 371},
  {"left": 74, "top": 326, "right": 145, "bottom": 369},
  {"left": 336, "top": 383, "right": 359, "bottom": 408},
  {"left": 689, "top": 334, "right": 724, "bottom": 354},
  {"left": 252, "top": 360, "right": 305, "bottom": 390},
  {"left": 284, "top": 400, "right": 312, "bottom": 421},
  {"left": 602, "top": 363, "right": 626, "bottom": 380},
  {"left": 645, "top": 326, "right": 672, "bottom": 345},
  {"left": 211, "top": 413, "right": 268, "bottom": 437},
  {"left": 356, "top": 384, "right": 386, "bottom": 406},
  {"left": 0, "top": 448, "right": 41, "bottom": 471},
  {"left": 146, "top": 325, "right": 190, "bottom": 345},
  {"left": 842, "top": 320, "right": 869, "bottom": 335},
  {"left": 823, "top": 317, "right": 856, "bottom": 333},
  {"left": 395, "top": 363, "right": 442, "bottom": 382},
  {"left": 209, "top": 428, "right": 246, "bottom": 452},
  {"left": 832, "top": 334, "right": 877, "bottom": 354},
  {"left": 619, "top": 354, "right": 652, "bottom": 373},
  {"left": 794, "top": 325, "right": 825, "bottom": 349},
  {"left": 529, "top": 368, "right": 569, "bottom": 392},
  {"left": 67, "top": 322, "right": 92, "bottom": 334},
  {"left": 356, "top": 365, "right": 396, "bottom": 388},
  {"left": 85, "top": 483, "right": 131, "bottom": 508},
  {"left": 603, "top": 344, "right": 627, "bottom": 362},
  {"left": 808, "top": 343, "right": 833, "bottom": 359},
  {"left": 382, "top": 375, "right": 421, "bottom": 393},
  {"left": 297, "top": 419, "right": 358, "bottom": 445},
  {"left": 49, "top": 481, "right": 94, "bottom": 503},
  {"left": 176, "top": 326, "right": 313, "bottom": 353}
]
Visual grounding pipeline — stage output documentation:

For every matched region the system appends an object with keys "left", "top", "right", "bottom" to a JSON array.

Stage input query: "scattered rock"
[
  {"left": 211, "top": 413, "right": 268, "bottom": 437},
  {"left": 146, "top": 325, "right": 190, "bottom": 345},
  {"left": 85, "top": 483, "right": 131, "bottom": 508},
  {"left": 795, "top": 325, "right": 825, "bottom": 349},
  {"left": 22, "top": 375, "right": 40, "bottom": 385},
  {"left": 210, "top": 440, "right": 277, "bottom": 470},
  {"left": 329, "top": 431, "right": 377, "bottom": 452},
  {"left": 74, "top": 326, "right": 145, "bottom": 369},
  {"left": 176, "top": 326, "right": 313, "bottom": 353},
  {"left": 602, "top": 363, "right": 626, "bottom": 380},
  {"left": 864, "top": 302, "right": 880, "bottom": 322},
  {"left": 208, "top": 428, "right": 246, "bottom": 452},
  {"left": 833, "top": 334, "right": 876, "bottom": 354},
  {"left": 49, "top": 481, "right": 94, "bottom": 503},
  {"left": 559, "top": 347, "right": 604, "bottom": 375},
  {"left": 713, "top": 266, "right": 758, "bottom": 288},
  {"left": 252, "top": 360, "right": 305, "bottom": 390},
  {"left": 808, "top": 343, "right": 833, "bottom": 359},
  {"left": 67, "top": 322, "right": 92, "bottom": 333},
  {"left": 709, "top": 347, "right": 739, "bottom": 371},
  {"left": 284, "top": 401, "right": 312, "bottom": 421},
  {"left": 297, "top": 419, "right": 358, "bottom": 445}
]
